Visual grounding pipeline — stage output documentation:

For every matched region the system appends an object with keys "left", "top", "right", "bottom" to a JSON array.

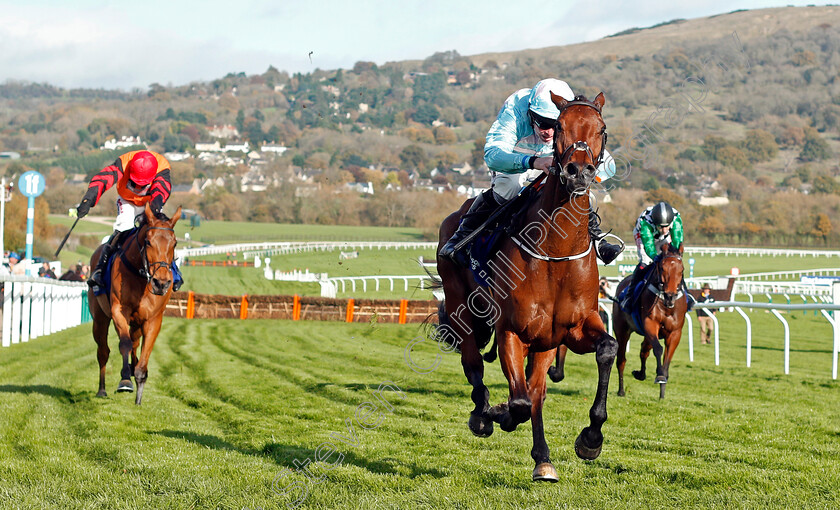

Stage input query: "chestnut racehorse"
[
  {"left": 612, "top": 243, "right": 687, "bottom": 399},
  {"left": 437, "top": 93, "right": 618, "bottom": 482},
  {"left": 90, "top": 203, "right": 181, "bottom": 405}
]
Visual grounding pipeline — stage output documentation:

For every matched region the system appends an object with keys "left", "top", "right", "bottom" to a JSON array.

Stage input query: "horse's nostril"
[{"left": 565, "top": 163, "right": 578, "bottom": 176}]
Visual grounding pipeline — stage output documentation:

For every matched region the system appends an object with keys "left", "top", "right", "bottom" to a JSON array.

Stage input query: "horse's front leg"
[
  {"left": 135, "top": 314, "right": 164, "bottom": 405},
  {"left": 547, "top": 345, "right": 567, "bottom": 383},
  {"left": 111, "top": 305, "right": 134, "bottom": 393},
  {"left": 490, "top": 330, "right": 530, "bottom": 432},
  {"left": 658, "top": 328, "right": 683, "bottom": 399},
  {"left": 528, "top": 349, "right": 559, "bottom": 482},
  {"left": 130, "top": 326, "right": 141, "bottom": 377},
  {"left": 640, "top": 318, "right": 666, "bottom": 385},
  {"left": 575, "top": 320, "right": 618, "bottom": 461}
]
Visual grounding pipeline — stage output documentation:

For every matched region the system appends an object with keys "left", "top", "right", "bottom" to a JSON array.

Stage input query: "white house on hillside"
[
  {"left": 196, "top": 141, "right": 222, "bottom": 152},
  {"left": 208, "top": 125, "right": 239, "bottom": 138},
  {"left": 101, "top": 136, "right": 143, "bottom": 151},
  {"left": 260, "top": 144, "right": 288, "bottom": 154}
]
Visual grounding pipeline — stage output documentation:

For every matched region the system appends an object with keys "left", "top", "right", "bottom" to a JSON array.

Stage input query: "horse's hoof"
[
  {"left": 487, "top": 402, "right": 508, "bottom": 420},
  {"left": 655, "top": 375, "right": 667, "bottom": 384},
  {"left": 500, "top": 414, "right": 519, "bottom": 433},
  {"left": 632, "top": 370, "right": 646, "bottom": 381},
  {"left": 468, "top": 413, "right": 494, "bottom": 438},
  {"left": 547, "top": 366, "right": 565, "bottom": 383},
  {"left": 116, "top": 380, "right": 134, "bottom": 392},
  {"left": 617, "top": 389, "right": 625, "bottom": 397},
  {"left": 96, "top": 390, "right": 107, "bottom": 398},
  {"left": 574, "top": 429, "right": 603, "bottom": 461},
  {"left": 532, "top": 462, "right": 559, "bottom": 482}
]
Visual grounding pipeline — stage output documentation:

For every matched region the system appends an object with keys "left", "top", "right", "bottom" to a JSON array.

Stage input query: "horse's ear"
[
  {"left": 550, "top": 91, "right": 568, "bottom": 110},
  {"left": 660, "top": 243, "right": 668, "bottom": 254},
  {"left": 171, "top": 206, "right": 182, "bottom": 227},
  {"left": 144, "top": 202, "right": 155, "bottom": 224},
  {"left": 678, "top": 243, "right": 684, "bottom": 255},
  {"left": 593, "top": 92, "right": 605, "bottom": 111}
]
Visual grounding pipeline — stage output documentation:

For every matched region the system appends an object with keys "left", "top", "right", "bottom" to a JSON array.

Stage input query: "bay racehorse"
[
  {"left": 436, "top": 92, "right": 618, "bottom": 481},
  {"left": 90, "top": 203, "right": 181, "bottom": 404},
  {"left": 612, "top": 243, "right": 687, "bottom": 399}
]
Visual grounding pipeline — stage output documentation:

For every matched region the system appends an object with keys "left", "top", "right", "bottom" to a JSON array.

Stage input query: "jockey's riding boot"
[
  {"left": 588, "top": 209, "right": 623, "bottom": 265},
  {"left": 439, "top": 189, "right": 499, "bottom": 262},
  {"left": 88, "top": 232, "right": 120, "bottom": 289},
  {"left": 620, "top": 264, "right": 645, "bottom": 310}
]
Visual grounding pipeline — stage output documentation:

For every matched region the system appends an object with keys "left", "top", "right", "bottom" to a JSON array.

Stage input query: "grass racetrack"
[{"left": 1, "top": 311, "right": 838, "bottom": 509}]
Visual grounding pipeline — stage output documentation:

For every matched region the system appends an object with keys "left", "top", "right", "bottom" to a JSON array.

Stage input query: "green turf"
[{"left": 0, "top": 313, "right": 837, "bottom": 509}]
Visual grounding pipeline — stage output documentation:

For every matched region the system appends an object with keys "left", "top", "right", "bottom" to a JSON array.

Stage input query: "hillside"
[
  {"left": 2, "top": 5, "right": 840, "bottom": 254},
  {"left": 467, "top": 5, "right": 840, "bottom": 65}
]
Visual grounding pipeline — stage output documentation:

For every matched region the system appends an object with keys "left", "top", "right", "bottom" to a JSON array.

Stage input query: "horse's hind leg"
[
  {"left": 529, "top": 350, "right": 559, "bottom": 482},
  {"left": 632, "top": 338, "right": 652, "bottom": 381},
  {"left": 614, "top": 325, "right": 631, "bottom": 397},
  {"left": 490, "top": 330, "right": 531, "bottom": 432},
  {"left": 576, "top": 326, "right": 618, "bottom": 461},
  {"left": 547, "top": 345, "right": 567, "bottom": 383},
  {"left": 93, "top": 317, "right": 110, "bottom": 398},
  {"left": 111, "top": 310, "right": 134, "bottom": 393}
]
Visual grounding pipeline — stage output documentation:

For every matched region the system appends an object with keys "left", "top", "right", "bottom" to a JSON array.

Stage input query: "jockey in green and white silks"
[
  {"left": 620, "top": 201, "right": 690, "bottom": 310},
  {"left": 439, "top": 78, "right": 623, "bottom": 264},
  {"left": 634, "top": 202, "right": 684, "bottom": 266}
]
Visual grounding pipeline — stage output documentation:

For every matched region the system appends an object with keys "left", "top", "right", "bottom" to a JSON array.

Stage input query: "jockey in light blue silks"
[{"left": 439, "top": 78, "right": 623, "bottom": 264}]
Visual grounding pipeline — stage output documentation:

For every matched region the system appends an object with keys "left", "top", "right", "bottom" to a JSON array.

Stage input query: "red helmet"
[{"left": 126, "top": 151, "right": 158, "bottom": 186}]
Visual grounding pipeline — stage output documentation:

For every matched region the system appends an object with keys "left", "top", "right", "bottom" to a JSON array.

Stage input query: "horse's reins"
[{"left": 120, "top": 225, "right": 176, "bottom": 283}]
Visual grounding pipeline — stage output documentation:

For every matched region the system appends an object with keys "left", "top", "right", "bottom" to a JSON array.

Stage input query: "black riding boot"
[
  {"left": 439, "top": 189, "right": 499, "bottom": 262},
  {"left": 589, "top": 208, "right": 623, "bottom": 265},
  {"left": 88, "top": 232, "right": 121, "bottom": 289},
  {"left": 620, "top": 264, "right": 645, "bottom": 310}
]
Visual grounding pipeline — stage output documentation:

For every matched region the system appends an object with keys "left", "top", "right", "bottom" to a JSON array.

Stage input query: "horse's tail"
[{"left": 419, "top": 264, "right": 494, "bottom": 354}]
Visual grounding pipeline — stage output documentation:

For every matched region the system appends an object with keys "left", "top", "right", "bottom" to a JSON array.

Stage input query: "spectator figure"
[
  {"left": 38, "top": 262, "right": 56, "bottom": 279},
  {"left": 697, "top": 283, "right": 716, "bottom": 345},
  {"left": 598, "top": 277, "right": 611, "bottom": 326},
  {"left": 8, "top": 252, "right": 25, "bottom": 276},
  {"left": 60, "top": 264, "right": 85, "bottom": 282}
]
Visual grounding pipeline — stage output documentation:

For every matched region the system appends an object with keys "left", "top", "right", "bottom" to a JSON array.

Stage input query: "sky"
[{"left": 0, "top": 0, "right": 834, "bottom": 90}]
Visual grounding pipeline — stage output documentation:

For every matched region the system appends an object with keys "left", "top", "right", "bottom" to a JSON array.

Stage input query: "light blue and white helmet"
[{"left": 528, "top": 79, "right": 575, "bottom": 120}]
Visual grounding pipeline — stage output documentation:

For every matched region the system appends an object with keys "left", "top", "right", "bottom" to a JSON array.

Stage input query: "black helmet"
[{"left": 650, "top": 202, "right": 675, "bottom": 227}]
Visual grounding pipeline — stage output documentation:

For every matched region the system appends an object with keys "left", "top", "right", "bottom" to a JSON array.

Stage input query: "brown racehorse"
[
  {"left": 436, "top": 93, "right": 618, "bottom": 482},
  {"left": 612, "top": 243, "right": 687, "bottom": 399},
  {"left": 90, "top": 203, "right": 181, "bottom": 405}
]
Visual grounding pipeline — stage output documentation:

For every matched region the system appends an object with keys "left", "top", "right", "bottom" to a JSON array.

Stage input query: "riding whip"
[{"left": 55, "top": 217, "right": 80, "bottom": 257}]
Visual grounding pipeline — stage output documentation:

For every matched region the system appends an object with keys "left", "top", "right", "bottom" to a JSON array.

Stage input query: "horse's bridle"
[
  {"left": 550, "top": 96, "right": 608, "bottom": 181},
  {"left": 126, "top": 225, "right": 176, "bottom": 283},
  {"left": 651, "top": 251, "right": 683, "bottom": 307}
]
